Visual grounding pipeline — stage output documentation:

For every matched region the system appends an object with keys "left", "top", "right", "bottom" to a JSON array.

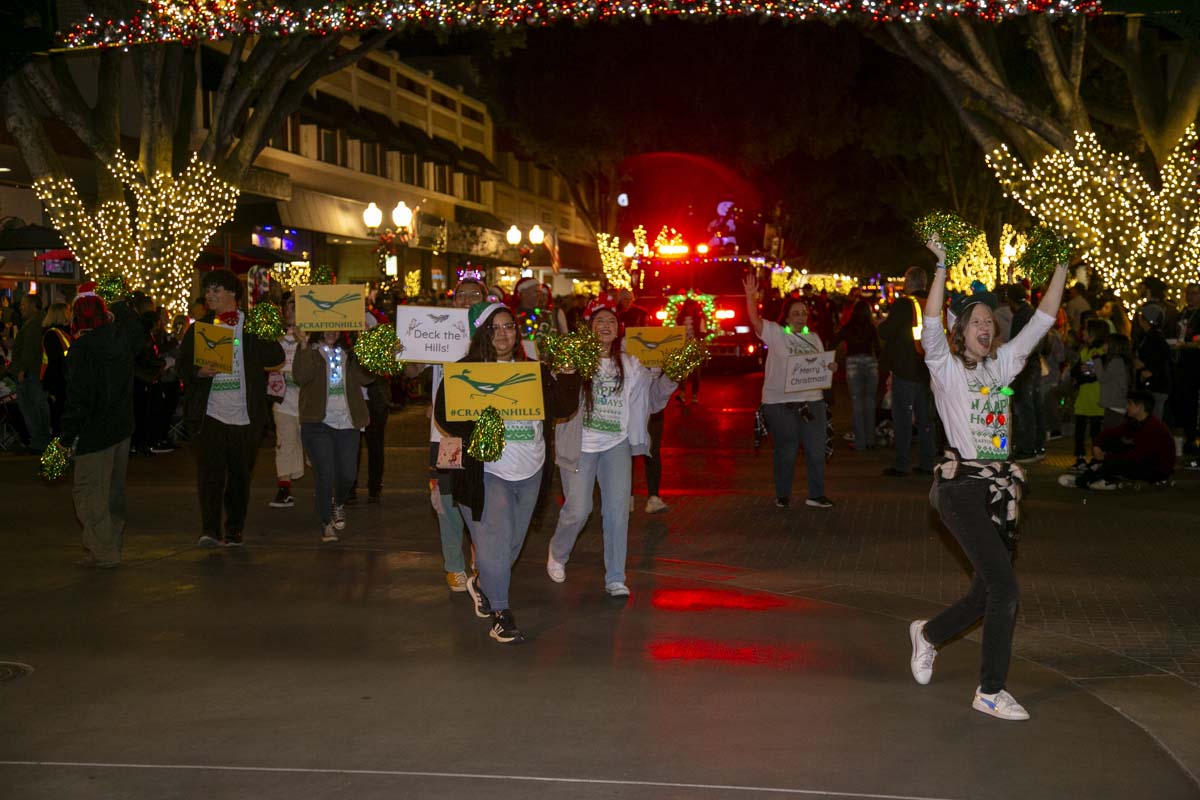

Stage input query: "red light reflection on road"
[
  {"left": 651, "top": 588, "right": 787, "bottom": 612},
  {"left": 648, "top": 638, "right": 799, "bottom": 666}
]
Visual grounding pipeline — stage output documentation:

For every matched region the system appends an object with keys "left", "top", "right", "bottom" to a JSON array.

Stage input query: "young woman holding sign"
[
  {"left": 907, "top": 238, "right": 1067, "bottom": 721},
  {"left": 547, "top": 295, "right": 677, "bottom": 597},
  {"left": 434, "top": 302, "right": 580, "bottom": 644},
  {"left": 744, "top": 275, "right": 836, "bottom": 509}
]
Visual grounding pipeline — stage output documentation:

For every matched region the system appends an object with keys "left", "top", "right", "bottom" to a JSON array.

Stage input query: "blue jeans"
[
  {"left": 891, "top": 377, "right": 936, "bottom": 472},
  {"left": 17, "top": 374, "right": 51, "bottom": 451},
  {"left": 431, "top": 443, "right": 468, "bottom": 573},
  {"left": 845, "top": 355, "right": 879, "bottom": 451},
  {"left": 550, "top": 439, "right": 633, "bottom": 585},
  {"left": 300, "top": 423, "right": 359, "bottom": 524},
  {"left": 461, "top": 468, "right": 543, "bottom": 612},
  {"left": 762, "top": 400, "right": 827, "bottom": 500}
]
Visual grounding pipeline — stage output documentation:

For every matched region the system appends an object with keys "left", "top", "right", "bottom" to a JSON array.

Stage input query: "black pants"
[
  {"left": 1077, "top": 458, "right": 1168, "bottom": 487},
  {"left": 132, "top": 380, "right": 155, "bottom": 449},
  {"left": 194, "top": 418, "right": 261, "bottom": 537},
  {"left": 1073, "top": 414, "right": 1102, "bottom": 458},
  {"left": 924, "top": 479, "right": 1019, "bottom": 695},
  {"left": 353, "top": 400, "right": 389, "bottom": 496},
  {"left": 642, "top": 409, "right": 665, "bottom": 497}
]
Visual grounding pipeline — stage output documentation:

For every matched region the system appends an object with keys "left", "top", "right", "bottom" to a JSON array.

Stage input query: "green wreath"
[{"left": 662, "top": 290, "right": 717, "bottom": 342}]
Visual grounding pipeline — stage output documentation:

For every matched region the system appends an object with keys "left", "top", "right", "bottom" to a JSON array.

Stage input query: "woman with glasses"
[{"left": 434, "top": 301, "right": 580, "bottom": 644}]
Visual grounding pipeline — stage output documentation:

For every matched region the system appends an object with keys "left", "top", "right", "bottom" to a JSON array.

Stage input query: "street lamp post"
[
  {"left": 365, "top": 200, "right": 418, "bottom": 286},
  {"left": 507, "top": 224, "right": 544, "bottom": 270}
]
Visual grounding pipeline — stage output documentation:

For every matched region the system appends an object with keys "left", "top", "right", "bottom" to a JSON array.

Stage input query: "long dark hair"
[
  {"left": 1104, "top": 333, "right": 1134, "bottom": 385},
  {"left": 583, "top": 326, "right": 625, "bottom": 419},
  {"left": 464, "top": 308, "right": 526, "bottom": 363}
]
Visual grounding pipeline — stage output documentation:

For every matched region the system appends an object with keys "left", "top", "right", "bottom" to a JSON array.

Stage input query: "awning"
[
  {"left": 277, "top": 187, "right": 375, "bottom": 241},
  {"left": 430, "top": 136, "right": 466, "bottom": 169},
  {"left": 458, "top": 148, "right": 504, "bottom": 181},
  {"left": 34, "top": 249, "right": 74, "bottom": 261},
  {"left": 454, "top": 205, "right": 507, "bottom": 232},
  {"left": 0, "top": 224, "right": 64, "bottom": 251}
]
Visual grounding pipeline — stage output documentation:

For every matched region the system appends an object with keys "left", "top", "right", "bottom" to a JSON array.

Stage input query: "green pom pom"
[
  {"left": 39, "top": 438, "right": 71, "bottom": 481},
  {"left": 354, "top": 324, "right": 404, "bottom": 375},
  {"left": 540, "top": 329, "right": 603, "bottom": 379},
  {"left": 914, "top": 212, "right": 982, "bottom": 267},
  {"left": 309, "top": 265, "right": 334, "bottom": 285},
  {"left": 468, "top": 406, "right": 506, "bottom": 462},
  {"left": 95, "top": 275, "right": 128, "bottom": 305},
  {"left": 662, "top": 339, "right": 711, "bottom": 383},
  {"left": 245, "top": 302, "right": 285, "bottom": 341},
  {"left": 1015, "top": 227, "right": 1071, "bottom": 286}
]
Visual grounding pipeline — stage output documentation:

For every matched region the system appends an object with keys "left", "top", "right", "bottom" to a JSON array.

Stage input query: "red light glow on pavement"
[
  {"left": 651, "top": 588, "right": 787, "bottom": 612},
  {"left": 648, "top": 638, "right": 800, "bottom": 666}
]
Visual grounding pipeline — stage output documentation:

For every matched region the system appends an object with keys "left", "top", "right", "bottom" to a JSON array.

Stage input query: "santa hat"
[
  {"left": 75, "top": 281, "right": 99, "bottom": 299},
  {"left": 514, "top": 277, "right": 539, "bottom": 296},
  {"left": 582, "top": 292, "right": 621, "bottom": 323},
  {"left": 72, "top": 283, "right": 110, "bottom": 334}
]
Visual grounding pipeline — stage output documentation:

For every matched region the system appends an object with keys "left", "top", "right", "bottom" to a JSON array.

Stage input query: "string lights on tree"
[
  {"left": 60, "top": 0, "right": 1099, "bottom": 49},
  {"left": 35, "top": 151, "right": 239, "bottom": 314},
  {"left": 988, "top": 126, "right": 1199, "bottom": 300},
  {"left": 596, "top": 232, "right": 632, "bottom": 291}
]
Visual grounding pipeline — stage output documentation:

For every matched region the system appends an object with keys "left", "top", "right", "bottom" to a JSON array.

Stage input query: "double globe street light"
[
  {"left": 363, "top": 201, "right": 416, "bottom": 277},
  {"left": 506, "top": 224, "right": 544, "bottom": 270}
]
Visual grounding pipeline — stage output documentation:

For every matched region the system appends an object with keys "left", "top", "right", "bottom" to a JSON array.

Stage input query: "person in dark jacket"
[
  {"left": 1007, "top": 283, "right": 1045, "bottom": 462},
  {"left": 1134, "top": 304, "right": 1172, "bottom": 422},
  {"left": 13, "top": 293, "right": 51, "bottom": 452},
  {"left": 61, "top": 287, "right": 134, "bottom": 568},
  {"left": 831, "top": 298, "right": 881, "bottom": 452},
  {"left": 1058, "top": 391, "right": 1175, "bottom": 490},
  {"left": 40, "top": 302, "right": 74, "bottom": 436},
  {"left": 878, "top": 266, "right": 935, "bottom": 476},
  {"left": 178, "top": 270, "right": 285, "bottom": 548},
  {"left": 434, "top": 301, "right": 580, "bottom": 644}
]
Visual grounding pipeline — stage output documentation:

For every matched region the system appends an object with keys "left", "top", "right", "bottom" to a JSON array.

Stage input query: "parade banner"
[
  {"left": 295, "top": 284, "right": 366, "bottom": 331},
  {"left": 625, "top": 326, "right": 686, "bottom": 368},
  {"left": 192, "top": 321, "right": 234, "bottom": 373},
  {"left": 443, "top": 362, "right": 544, "bottom": 420},
  {"left": 785, "top": 351, "right": 835, "bottom": 393},
  {"left": 395, "top": 305, "right": 470, "bottom": 363}
]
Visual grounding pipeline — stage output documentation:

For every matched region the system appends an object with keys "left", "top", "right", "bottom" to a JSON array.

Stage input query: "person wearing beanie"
[
  {"left": 414, "top": 277, "right": 485, "bottom": 592},
  {"left": 434, "top": 301, "right": 580, "bottom": 643},
  {"left": 907, "top": 238, "right": 1068, "bottom": 722},
  {"left": 61, "top": 287, "right": 134, "bottom": 568},
  {"left": 1135, "top": 301, "right": 1172, "bottom": 421},
  {"left": 178, "top": 269, "right": 285, "bottom": 548},
  {"left": 547, "top": 294, "right": 677, "bottom": 597}
]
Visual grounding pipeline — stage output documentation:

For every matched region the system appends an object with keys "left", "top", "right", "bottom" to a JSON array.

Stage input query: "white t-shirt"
[
  {"left": 582, "top": 357, "right": 628, "bottom": 453},
  {"left": 485, "top": 419, "right": 544, "bottom": 481},
  {"left": 758, "top": 320, "right": 825, "bottom": 404},
  {"left": 319, "top": 344, "right": 354, "bottom": 430},
  {"left": 206, "top": 312, "right": 250, "bottom": 426},
  {"left": 922, "top": 308, "right": 1054, "bottom": 460}
]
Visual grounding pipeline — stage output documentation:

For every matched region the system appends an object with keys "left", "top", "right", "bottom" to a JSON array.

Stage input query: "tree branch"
[
  {"left": 954, "top": 19, "right": 1008, "bottom": 87},
  {"left": 136, "top": 45, "right": 166, "bottom": 176},
  {"left": 1030, "top": 15, "right": 1090, "bottom": 131},
  {"left": 210, "top": 37, "right": 284, "bottom": 156},
  {"left": 0, "top": 76, "right": 63, "bottom": 179},
  {"left": 21, "top": 61, "right": 116, "bottom": 164},
  {"left": 1069, "top": 15, "right": 1086, "bottom": 94},
  {"left": 907, "top": 23, "right": 1073, "bottom": 151}
]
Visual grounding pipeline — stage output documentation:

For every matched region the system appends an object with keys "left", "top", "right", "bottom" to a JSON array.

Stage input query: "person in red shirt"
[{"left": 1058, "top": 390, "right": 1175, "bottom": 491}]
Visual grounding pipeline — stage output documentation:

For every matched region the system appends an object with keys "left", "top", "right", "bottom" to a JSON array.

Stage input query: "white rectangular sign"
[
  {"left": 395, "top": 306, "right": 471, "bottom": 363},
  {"left": 785, "top": 351, "right": 835, "bottom": 393}
]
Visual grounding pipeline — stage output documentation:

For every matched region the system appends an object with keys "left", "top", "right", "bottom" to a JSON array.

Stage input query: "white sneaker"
[
  {"left": 1090, "top": 479, "right": 1118, "bottom": 491},
  {"left": 645, "top": 495, "right": 669, "bottom": 514},
  {"left": 972, "top": 687, "right": 1030, "bottom": 720},
  {"left": 1057, "top": 474, "right": 1078, "bottom": 488},
  {"left": 909, "top": 620, "right": 937, "bottom": 685},
  {"left": 546, "top": 555, "right": 566, "bottom": 584},
  {"left": 320, "top": 523, "right": 338, "bottom": 543},
  {"left": 605, "top": 581, "right": 630, "bottom": 597},
  {"left": 332, "top": 504, "right": 347, "bottom": 530}
]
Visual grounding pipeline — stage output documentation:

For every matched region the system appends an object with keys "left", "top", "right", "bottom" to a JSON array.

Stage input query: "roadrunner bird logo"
[
  {"left": 300, "top": 290, "right": 360, "bottom": 318},
  {"left": 198, "top": 329, "right": 233, "bottom": 350},
  {"left": 449, "top": 369, "right": 538, "bottom": 404},
  {"left": 629, "top": 332, "right": 683, "bottom": 351}
]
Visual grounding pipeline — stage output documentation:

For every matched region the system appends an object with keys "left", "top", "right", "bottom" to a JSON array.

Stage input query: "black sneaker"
[
  {"left": 269, "top": 487, "right": 294, "bottom": 508},
  {"left": 882, "top": 467, "right": 909, "bottom": 477},
  {"left": 344, "top": 489, "right": 359, "bottom": 506},
  {"left": 224, "top": 532, "right": 243, "bottom": 547},
  {"left": 367, "top": 492, "right": 382, "bottom": 504},
  {"left": 149, "top": 440, "right": 175, "bottom": 454},
  {"left": 805, "top": 496, "right": 835, "bottom": 509},
  {"left": 775, "top": 497, "right": 789, "bottom": 508},
  {"left": 466, "top": 574, "right": 492, "bottom": 619},
  {"left": 490, "top": 609, "right": 525, "bottom": 644}
]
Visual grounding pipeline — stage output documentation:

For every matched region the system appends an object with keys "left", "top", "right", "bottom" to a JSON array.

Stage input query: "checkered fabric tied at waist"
[{"left": 933, "top": 449, "right": 1026, "bottom": 549}]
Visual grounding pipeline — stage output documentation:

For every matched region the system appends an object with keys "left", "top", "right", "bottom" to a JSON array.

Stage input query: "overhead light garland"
[
  {"left": 988, "top": 126, "right": 1199, "bottom": 301},
  {"left": 35, "top": 151, "right": 239, "bottom": 314},
  {"left": 60, "top": 0, "right": 1100, "bottom": 49}
]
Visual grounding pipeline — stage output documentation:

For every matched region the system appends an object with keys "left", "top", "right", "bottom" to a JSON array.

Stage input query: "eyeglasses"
[{"left": 491, "top": 322, "right": 517, "bottom": 334}]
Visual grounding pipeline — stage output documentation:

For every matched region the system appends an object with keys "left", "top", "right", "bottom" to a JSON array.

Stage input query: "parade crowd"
[{"left": 1, "top": 258, "right": 1197, "bottom": 718}]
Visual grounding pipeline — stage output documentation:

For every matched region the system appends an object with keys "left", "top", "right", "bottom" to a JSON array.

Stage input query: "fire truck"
[{"left": 628, "top": 253, "right": 776, "bottom": 369}]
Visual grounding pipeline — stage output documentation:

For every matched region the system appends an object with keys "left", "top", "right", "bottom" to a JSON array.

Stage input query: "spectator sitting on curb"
[{"left": 1057, "top": 390, "right": 1175, "bottom": 491}]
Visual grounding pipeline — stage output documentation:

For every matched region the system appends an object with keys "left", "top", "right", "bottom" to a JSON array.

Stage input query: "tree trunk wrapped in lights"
[
  {"left": 988, "top": 126, "right": 1199, "bottom": 300},
  {"left": 35, "top": 153, "right": 239, "bottom": 314}
]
